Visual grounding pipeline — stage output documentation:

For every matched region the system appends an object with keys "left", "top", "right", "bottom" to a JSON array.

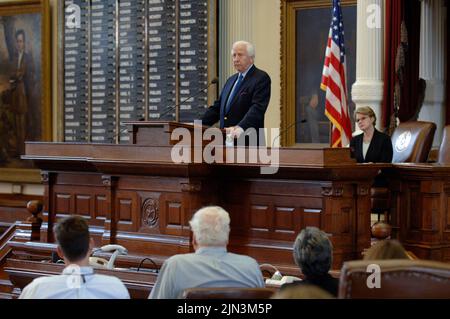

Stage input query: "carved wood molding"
[
  {"left": 322, "top": 186, "right": 344, "bottom": 197},
  {"left": 180, "top": 181, "right": 202, "bottom": 192},
  {"left": 356, "top": 186, "right": 370, "bottom": 196},
  {"left": 40, "top": 172, "right": 49, "bottom": 184},
  {"left": 102, "top": 175, "right": 117, "bottom": 187},
  {"left": 142, "top": 198, "right": 159, "bottom": 228}
]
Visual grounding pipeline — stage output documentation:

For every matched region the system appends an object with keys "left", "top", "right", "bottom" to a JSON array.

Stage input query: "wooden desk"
[
  {"left": 19, "top": 122, "right": 383, "bottom": 269},
  {"left": 387, "top": 163, "right": 450, "bottom": 261}
]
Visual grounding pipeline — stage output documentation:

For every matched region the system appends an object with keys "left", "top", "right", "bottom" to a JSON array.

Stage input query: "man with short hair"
[
  {"left": 201, "top": 40, "right": 271, "bottom": 146},
  {"left": 19, "top": 216, "right": 130, "bottom": 299},
  {"left": 149, "top": 206, "right": 264, "bottom": 299}
]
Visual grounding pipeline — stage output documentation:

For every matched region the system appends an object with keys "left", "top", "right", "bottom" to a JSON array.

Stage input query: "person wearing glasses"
[
  {"left": 350, "top": 106, "right": 393, "bottom": 164},
  {"left": 350, "top": 106, "right": 393, "bottom": 189}
]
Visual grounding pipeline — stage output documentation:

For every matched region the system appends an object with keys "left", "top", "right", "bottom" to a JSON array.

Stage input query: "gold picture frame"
[
  {"left": 0, "top": 0, "right": 51, "bottom": 182},
  {"left": 280, "top": 0, "right": 356, "bottom": 147}
]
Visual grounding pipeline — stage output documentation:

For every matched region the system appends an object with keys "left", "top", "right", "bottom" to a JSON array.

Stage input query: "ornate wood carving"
[
  {"left": 26, "top": 200, "right": 43, "bottom": 242},
  {"left": 180, "top": 182, "right": 202, "bottom": 192},
  {"left": 142, "top": 198, "right": 159, "bottom": 228},
  {"left": 322, "top": 186, "right": 344, "bottom": 197}
]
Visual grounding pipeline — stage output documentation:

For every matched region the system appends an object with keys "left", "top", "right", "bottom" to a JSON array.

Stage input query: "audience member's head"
[
  {"left": 363, "top": 239, "right": 409, "bottom": 260},
  {"left": 272, "top": 284, "right": 334, "bottom": 299},
  {"left": 189, "top": 206, "right": 230, "bottom": 249},
  {"left": 293, "top": 227, "right": 333, "bottom": 278},
  {"left": 54, "top": 215, "right": 92, "bottom": 264}
]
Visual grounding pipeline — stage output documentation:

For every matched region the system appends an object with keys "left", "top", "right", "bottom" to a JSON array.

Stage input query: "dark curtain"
[
  {"left": 382, "top": 0, "right": 422, "bottom": 132},
  {"left": 398, "top": 0, "right": 421, "bottom": 122},
  {"left": 382, "top": 0, "right": 403, "bottom": 131}
]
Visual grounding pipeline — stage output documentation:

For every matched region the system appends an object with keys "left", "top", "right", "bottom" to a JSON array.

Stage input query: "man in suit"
[
  {"left": 202, "top": 41, "right": 271, "bottom": 146},
  {"left": 7, "top": 29, "right": 36, "bottom": 156}
]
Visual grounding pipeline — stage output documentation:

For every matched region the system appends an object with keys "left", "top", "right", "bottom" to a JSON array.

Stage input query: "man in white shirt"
[
  {"left": 149, "top": 206, "right": 265, "bottom": 299},
  {"left": 19, "top": 216, "right": 130, "bottom": 299}
]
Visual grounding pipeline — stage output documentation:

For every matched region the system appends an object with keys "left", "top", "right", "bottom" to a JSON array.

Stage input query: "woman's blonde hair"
[
  {"left": 354, "top": 106, "right": 376, "bottom": 126},
  {"left": 363, "top": 239, "right": 409, "bottom": 260}
]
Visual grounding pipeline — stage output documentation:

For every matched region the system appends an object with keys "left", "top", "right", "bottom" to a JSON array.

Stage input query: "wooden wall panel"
[
  {"left": 118, "top": 199, "right": 132, "bottom": 223},
  {"left": 274, "top": 206, "right": 296, "bottom": 236},
  {"left": 94, "top": 195, "right": 108, "bottom": 220},
  {"left": 54, "top": 193, "right": 71, "bottom": 215},
  {"left": 302, "top": 208, "right": 322, "bottom": 229},
  {"left": 250, "top": 205, "right": 270, "bottom": 232},
  {"left": 160, "top": 192, "right": 185, "bottom": 236},
  {"left": 167, "top": 203, "right": 182, "bottom": 228},
  {"left": 75, "top": 194, "right": 91, "bottom": 217},
  {"left": 52, "top": 183, "right": 108, "bottom": 227}
]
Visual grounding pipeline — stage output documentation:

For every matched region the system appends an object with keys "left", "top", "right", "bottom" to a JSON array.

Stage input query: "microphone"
[
  {"left": 159, "top": 77, "right": 218, "bottom": 120},
  {"left": 271, "top": 119, "right": 307, "bottom": 148}
]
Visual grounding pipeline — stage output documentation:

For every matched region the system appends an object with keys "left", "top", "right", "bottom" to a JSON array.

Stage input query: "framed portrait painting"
[
  {"left": 281, "top": 0, "right": 356, "bottom": 146},
  {"left": 0, "top": 0, "right": 51, "bottom": 181}
]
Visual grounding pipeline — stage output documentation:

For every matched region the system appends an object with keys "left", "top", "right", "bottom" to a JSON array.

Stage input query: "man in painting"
[{"left": 8, "top": 29, "right": 36, "bottom": 156}]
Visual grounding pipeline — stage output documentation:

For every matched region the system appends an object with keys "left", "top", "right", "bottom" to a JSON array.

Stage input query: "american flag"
[{"left": 320, "top": 0, "right": 352, "bottom": 148}]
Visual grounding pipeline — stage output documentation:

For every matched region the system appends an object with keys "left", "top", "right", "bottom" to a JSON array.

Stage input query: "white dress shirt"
[{"left": 19, "top": 265, "right": 130, "bottom": 299}]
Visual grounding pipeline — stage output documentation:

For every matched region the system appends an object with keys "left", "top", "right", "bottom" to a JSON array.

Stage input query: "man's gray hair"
[
  {"left": 189, "top": 206, "right": 230, "bottom": 246},
  {"left": 293, "top": 227, "right": 333, "bottom": 277},
  {"left": 232, "top": 40, "right": 255, "bottom": 58}
]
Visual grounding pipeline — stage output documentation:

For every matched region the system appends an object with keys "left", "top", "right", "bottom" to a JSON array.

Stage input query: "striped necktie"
[{"left": 225, "top": 73, "right": 243, "bottom": 113}]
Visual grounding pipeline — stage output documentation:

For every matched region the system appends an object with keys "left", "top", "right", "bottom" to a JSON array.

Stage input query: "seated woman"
[
  {"left": 350, "top": 106, "right": 393, "bottom": 187},
  {"left": 280, "top": 227, "right": 338, "bottom": 297},
  {"left": 350, "top": 106, "right": 393, "bottom": 163}
]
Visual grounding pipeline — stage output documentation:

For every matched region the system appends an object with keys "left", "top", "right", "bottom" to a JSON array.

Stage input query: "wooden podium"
[{"left": 20, "top": 121, "right": 383, "bottom": 270}]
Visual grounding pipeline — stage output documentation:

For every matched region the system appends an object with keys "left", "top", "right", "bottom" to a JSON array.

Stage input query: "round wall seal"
[{"left": 394, "top": 131, "right": 412, "bottom": 153}]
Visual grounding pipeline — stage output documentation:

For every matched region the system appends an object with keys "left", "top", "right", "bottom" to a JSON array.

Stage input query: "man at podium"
[{"left": 201, "top": 40, "right": 271, "bottom": 146}]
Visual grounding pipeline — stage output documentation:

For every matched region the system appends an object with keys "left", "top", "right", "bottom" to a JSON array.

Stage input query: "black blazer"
[
  {"left": 350, "top": 129, "right": 393, "bottom": 163},
  {"left": 201, "top": 65, "right": 271, "bottom": 145}
]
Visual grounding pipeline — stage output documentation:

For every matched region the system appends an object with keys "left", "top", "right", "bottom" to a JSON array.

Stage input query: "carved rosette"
[
  {"left": 142, "top": 198, "right": 159, "bottom": 228},
  {"left": 322, "top": 187, "right": 344, "bottom": 197}
]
